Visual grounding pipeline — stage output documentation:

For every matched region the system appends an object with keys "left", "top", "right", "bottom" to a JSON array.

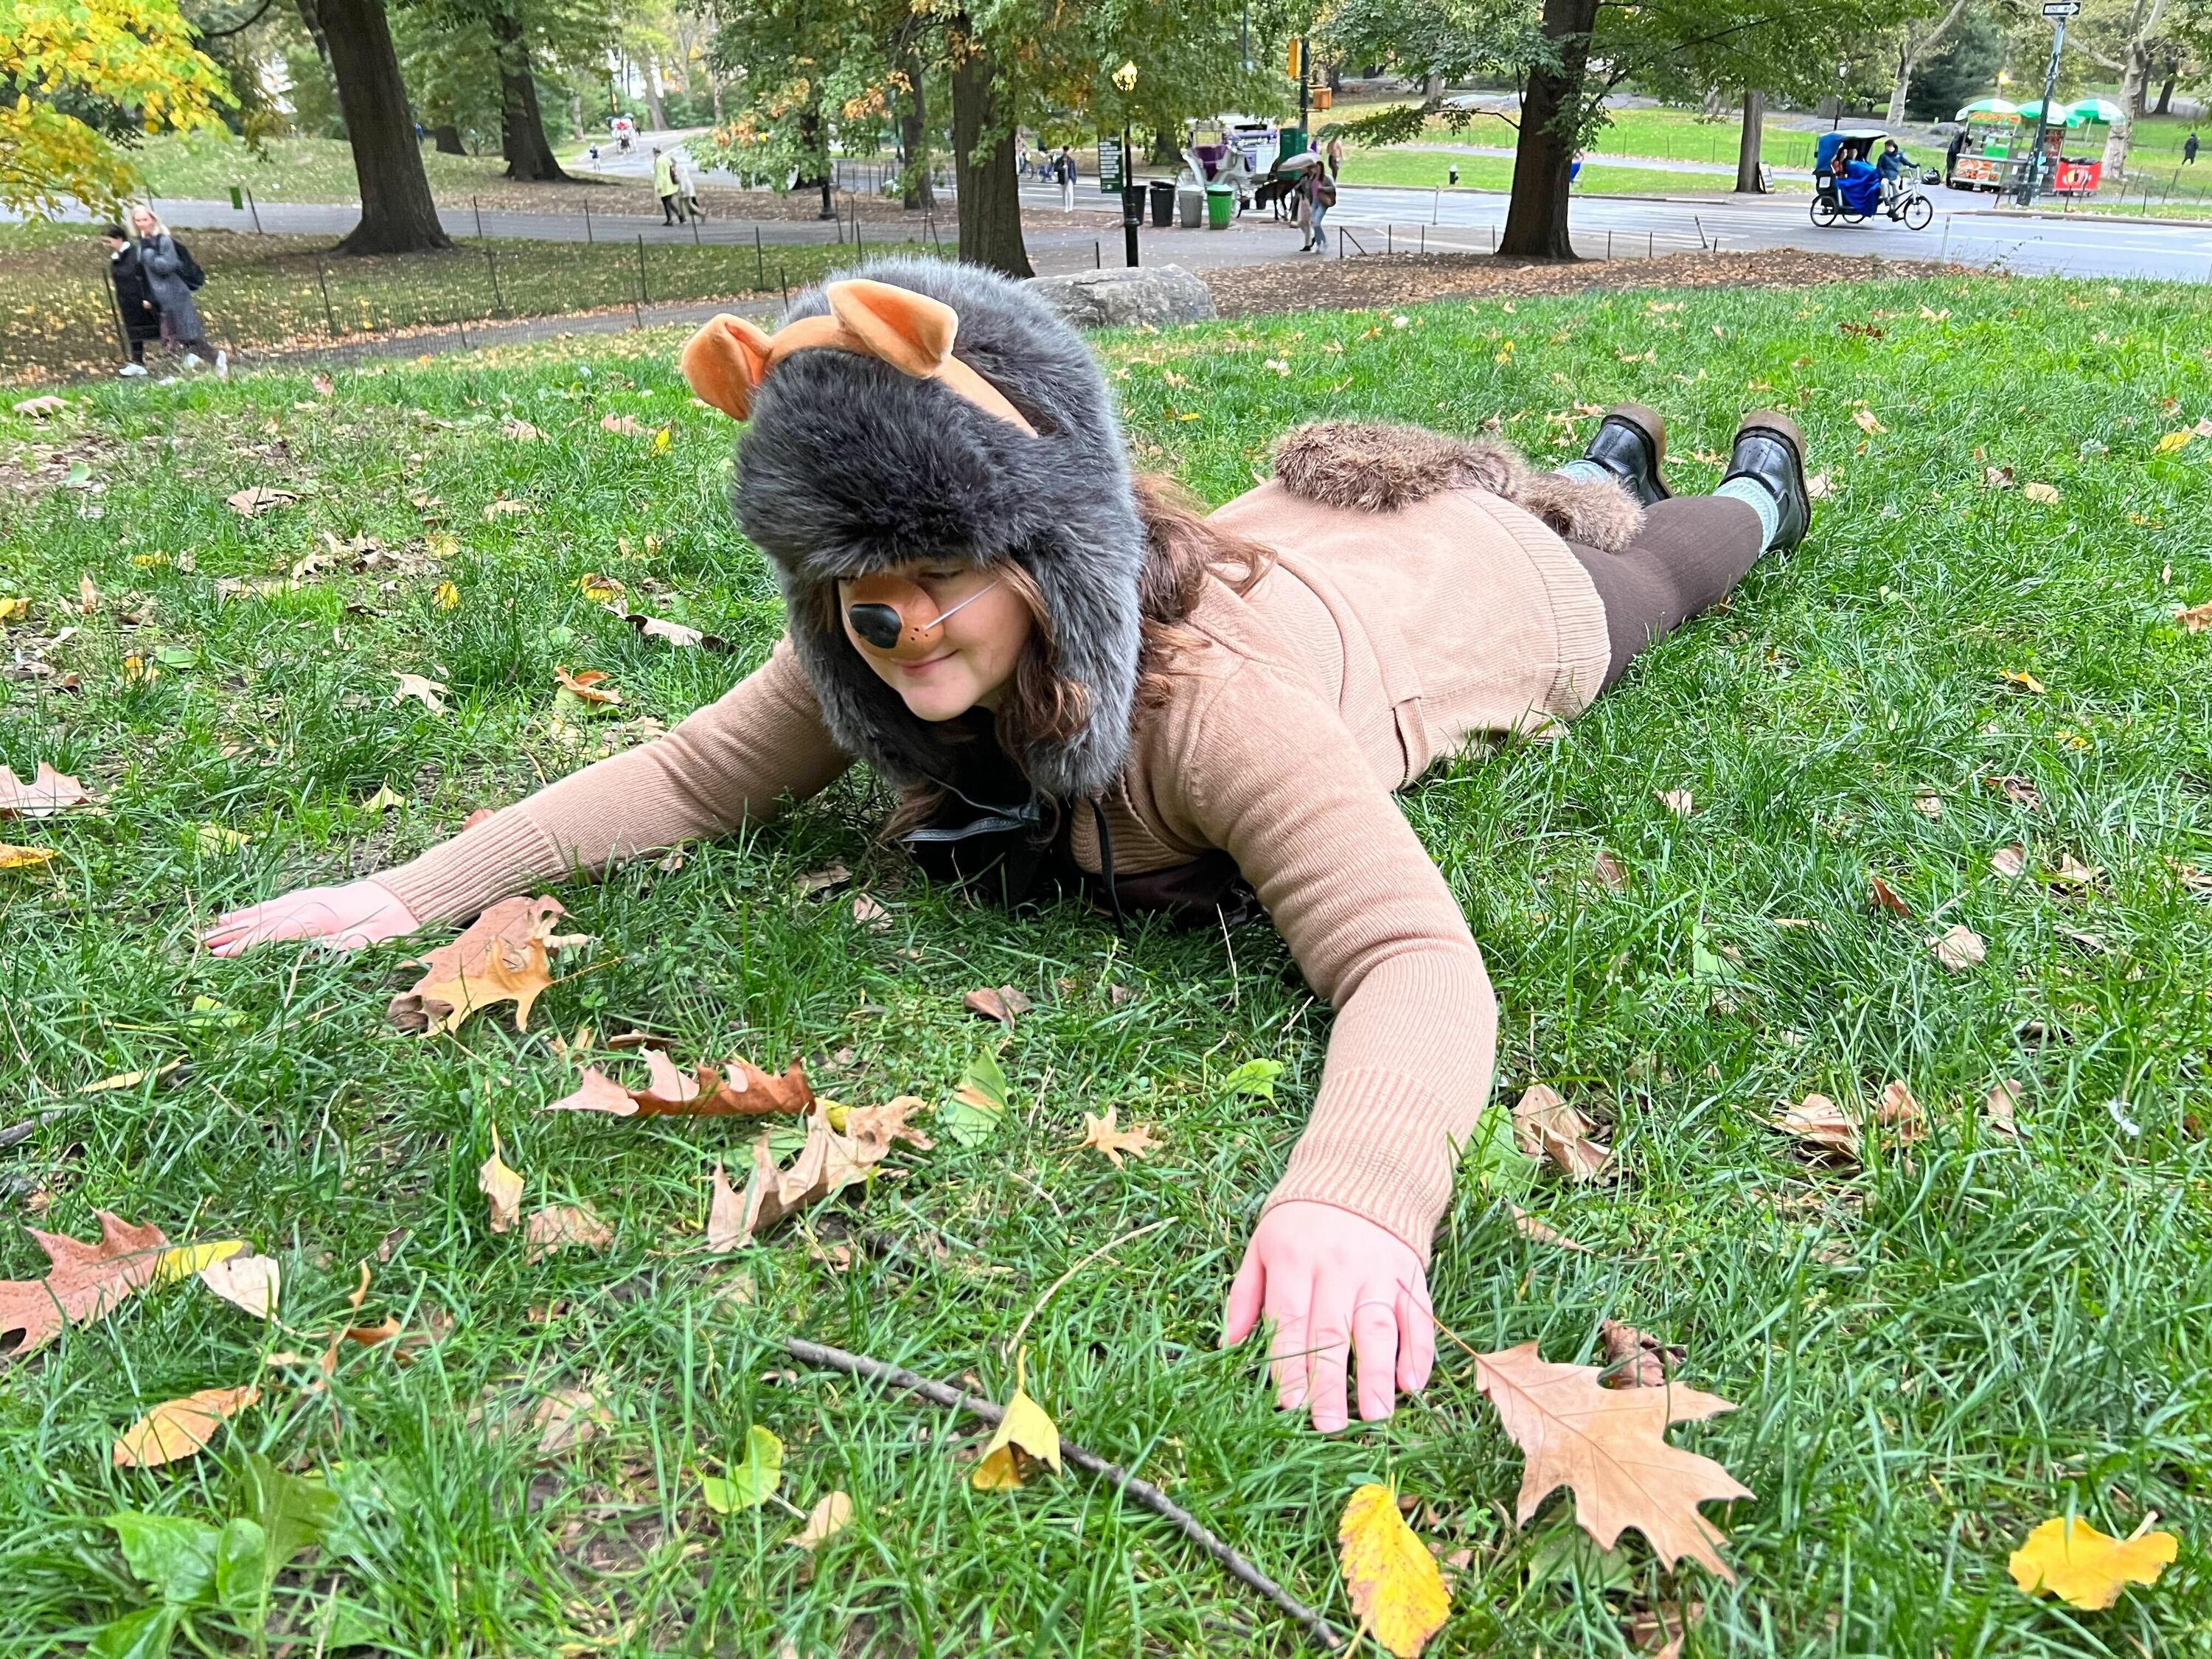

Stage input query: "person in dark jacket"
[
  {"left": 2186, "top": 130, "right": 2200, "bottom": 164},
  {"left": 128, "top": 206, "right": 225, "bottom": 377},
  {"left": 103, "top": 226, "right": 161, "bottom": 376}
]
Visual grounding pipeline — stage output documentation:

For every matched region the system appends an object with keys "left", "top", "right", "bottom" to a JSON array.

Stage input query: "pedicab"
[{"left": 1811, "top": 129, "right": 1935, "bottom": 229}]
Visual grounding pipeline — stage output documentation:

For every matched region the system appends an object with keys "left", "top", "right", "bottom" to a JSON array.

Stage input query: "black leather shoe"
[
  {"left": 1579, "top": 403, "right": 1671, "bottom": 507},
  {"left": 1722, "top": 409, "right": 1810, "bottom": 552}
]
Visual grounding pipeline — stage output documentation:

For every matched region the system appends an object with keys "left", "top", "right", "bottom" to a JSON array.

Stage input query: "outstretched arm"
[{"left": 204, "top": 637, "right": 849, "bottom": 953}]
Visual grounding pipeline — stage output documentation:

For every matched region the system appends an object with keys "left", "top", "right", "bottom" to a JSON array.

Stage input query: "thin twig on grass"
[
  {"left": 0, "top": 1108, "right": 69, "bottom": 1152},
  {"left": 1007, "top": 1217, "right": 1169, "bottom": 1353},
  {"left": 782, "top": 1336, "right": 1343, "bottom": 1652}
]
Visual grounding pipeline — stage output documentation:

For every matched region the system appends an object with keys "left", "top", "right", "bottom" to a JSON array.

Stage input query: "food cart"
[
  {"left": 1947, "top": 98, "right": 2020, "bottom": 191},
  {"left": 2015, "top": 100, "right": 2104, "bottom": 197}
]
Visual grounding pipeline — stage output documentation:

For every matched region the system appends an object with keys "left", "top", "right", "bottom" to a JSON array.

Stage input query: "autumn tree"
[
  {"left": 1882, "top": 0, "right": 1975, "bottom": 125},
  {"left": 0, "top": 0, "right": 232, "bottom": 216},
  {"left": 2065, "top": 0, "right": 2208, "bottom": 176}
]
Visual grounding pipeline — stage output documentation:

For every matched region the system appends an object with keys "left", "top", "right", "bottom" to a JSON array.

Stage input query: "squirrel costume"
[{"left": 370, "top": 260, "right": 1811, "bottom": 1268}]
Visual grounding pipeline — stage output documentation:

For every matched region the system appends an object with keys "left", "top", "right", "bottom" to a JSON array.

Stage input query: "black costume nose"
[{"left": 847, "top": 602, "right": 904, "bottom": 650}]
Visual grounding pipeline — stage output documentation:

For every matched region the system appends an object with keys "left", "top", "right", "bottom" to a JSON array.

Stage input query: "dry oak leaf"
[
  {"left": 1991, "top": 843, "right": 2028, "bottom": 880},
  {"left": 795, "top": 1490, "right": 855, "bottom": 1550},
  {"left": 1985, "top": 1079, "right": 2024, "bottom": 1138},
  {"left": 0, "top": 1211, "right": 169, "bottom": 1357},
  {"left": 554, "top": 665, "right": 621, "bottom": 706},
  {"left": 1929, "top": 923, "right": 1986, "bottom": 973},
  {"left": 112, "top": 1385, "right": 260, "bottom": 1469},
  {"left": 225, "top": 485, "right": 298, "bottom": 517},
  {"left": 1474, "top": 1340, "right": 1750, "bottom": 1579},
  {"left": 392, "top": 672, "right": 449, "bottom": 714},
  {"left": 2008, "top": 1516, "right": 2177, "bottom": 1610},
  {"left": 0, "top": 761, "right": 89, "bottom": 818},
  {"left": 198, "top": 1252, "right": 280, "bottom": 1318},
  {"left": 524, "top": 1204, "right": 613, "bottom": 1262},
  {"left": 1509, "top": 1205, "right": 1593, "bottom": 1253},
  {"left": 1771, "top": 1093, "right": 1860, "bottom": 1160},
  {"left": 1079, "top": 1106, "right": 1159, "bottom": 1169},
  {"left": 600, "top": 412, "right": 648, "bottom": 436},
  {"left": 388, "top": 894, "right": 582, "bottom": 1036},
  {"left": 962, "top": 985, "right": 1032, "bottom": 1028},
  {"left": 2176, "top": 601, "right": 2212, "bottom": 633},
  {"left": 1337, "top": 1483, "right": 1453, "bottom": 1658},
  {"left": 1512, "top": 1084, "right": 1612, "bottom": 1182},
  {"left": 479, "top": 1129, "right": 525, "bottom": 1233},
  {"left": 705, "top": 1161, "right": 745, "bottom": 1252},
  {"left": 1599, "top": 1319, "right": 1684, "bottom": 1390},
  {"left": 1869, "top": 874, "right": 1913, "bottom": 917},
  {"left": 546, "top": 1048, "right": 814, "bottom": 1118},
  {"left": 1874, "top": 1079, "right": 1925, "bottom": 1144}
]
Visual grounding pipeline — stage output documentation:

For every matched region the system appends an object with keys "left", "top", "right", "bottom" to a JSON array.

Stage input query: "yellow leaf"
[
  {"left": 0, "top": 597, "right": 31, "bottom": 621},
  {"left": 2022, "top": 481, "right": 2061, "bottom": 504},
  {"left": 2154, "top": 430, "right": 2194, "bottom": 455},
  {"left": 794, "top": 1490, "right": 854, "bottom": 1549},
  {"left": 433, "top": 582, "right": 461, "bottom": 610},
  {"left": 0, "top": 844, "right": 55, "bottom": 869},
  {"left": 653, "top": 425, "right": 673, "bottom": 453},
  {"left": 2008, "top": 1517, "right": 2176, "bottom": 1610},
  {"left": 1998, "top": 669, "right": 2046, "bottom": 695},
  {"left": 113, "top": 1385, "right": 260, "bottom": 1468},
  {"left": 479, "top": 1128, "right": 524, "bottom": 1234},
  {"left": 1337, "top": 1484, "right": 1452, "bottom": 1658},
  {"left": 1853, "top": 408, "right": 1885, "bottom": 434},
  {"left": 702, "top": 1425, "right": 785, "bottom": 1510},
  {"left": 973, "top": 1358, "right": 1061, "bottom": 1489},
  {"left": 155, "top": 1239, "right": 245, "bottom": 1283}
]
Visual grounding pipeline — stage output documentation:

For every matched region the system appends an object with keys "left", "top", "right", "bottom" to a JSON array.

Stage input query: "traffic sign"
[{"left": 2041, "top": 1, "right": 2079, "bottom": 15}]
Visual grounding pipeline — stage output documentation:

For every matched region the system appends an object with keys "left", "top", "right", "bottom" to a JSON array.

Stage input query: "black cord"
[{"left": 1088, "top": 798, "right": 1124, "bottom": 930}]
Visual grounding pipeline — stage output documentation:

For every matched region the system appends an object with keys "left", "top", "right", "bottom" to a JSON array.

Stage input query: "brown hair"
[{"left": 884, "top": 474, "right": 1273, "bottom": 832}]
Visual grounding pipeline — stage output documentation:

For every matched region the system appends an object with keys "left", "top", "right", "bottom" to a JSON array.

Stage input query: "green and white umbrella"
[
  {"left": 1957, "top": 98, "right": 2020, "bottom": 117},
  {"left": 2063, "top": 97, "right": 2124, "bottom": 124}
]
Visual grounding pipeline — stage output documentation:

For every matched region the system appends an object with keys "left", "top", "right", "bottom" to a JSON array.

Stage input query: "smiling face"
[
  {"left": 130, "top": 207, "right": 156, "bottom": 239},
  {"left": 838, "top": 560, "right": 1034, "bottom": 723}
]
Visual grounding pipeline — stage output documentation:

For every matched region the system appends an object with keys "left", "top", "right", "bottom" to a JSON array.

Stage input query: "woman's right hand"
[{"left": 201, "top": 880, "right": 421, "bottom": 956}]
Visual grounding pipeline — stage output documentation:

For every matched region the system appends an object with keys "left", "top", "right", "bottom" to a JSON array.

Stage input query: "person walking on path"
[
  {"left": 653, "top": 147, "right": 684, "bottom": 223},
  {"left": 205, "top": 263, "right": 1815, "bottom": 1436},
  {"left": 1057, "top": 147, "right": 1077, "bottom": 209},
  {"left": 1301, "top": 164, "right": 1335, "bottom": 252},
  {"left": 672, "top": 145, "right": 704, "bottom": 221},
  {"left": 1324, "top": 134, "right": 1343, "bottom": 180},
  {"left": 2186, "top": 131, "right": 2200, "bottom": 164},
  {"left": 128, "top": 206, "right": 223, "bottom": 377},
  {"left": 103, "top": 226, "right": 161, "bottom": 376}
]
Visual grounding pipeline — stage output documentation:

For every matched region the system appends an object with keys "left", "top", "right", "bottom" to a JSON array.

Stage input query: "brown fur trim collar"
[{"left": 1270, "top": 420, "right": 1644, "bottom": 553}]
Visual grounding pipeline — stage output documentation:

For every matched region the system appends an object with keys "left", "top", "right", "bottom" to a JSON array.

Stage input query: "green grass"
[
  {"left": 1333, "top": 149, "right": 1809, "bottom": 196},
  {"left": 5, "top": 265, "right": 2212, "bottom": 1655},
  {"left": 136, "top": 134, "right": 519, "bottom": 206},
  {"left": 0, "top": 229, "right": 925, "bottom": 381}
]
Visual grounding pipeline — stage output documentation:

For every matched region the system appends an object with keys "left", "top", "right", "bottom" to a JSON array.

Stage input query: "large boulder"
[{"left": 1026, "top": 265, "right": 1217, "bottom": 330}]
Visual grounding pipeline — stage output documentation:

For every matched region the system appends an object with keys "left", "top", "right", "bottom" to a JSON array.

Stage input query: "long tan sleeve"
[
  {"left": 379, "top": 637, "right": 850, "bottom": 925},
  {"left": 1160, "top": 661, "right": 1498, "bottom": 1263}
]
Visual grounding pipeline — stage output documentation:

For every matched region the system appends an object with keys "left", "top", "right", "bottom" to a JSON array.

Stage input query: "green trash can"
[{"left": 1205, "top": 183, "right": 1235, "bottom": 229}]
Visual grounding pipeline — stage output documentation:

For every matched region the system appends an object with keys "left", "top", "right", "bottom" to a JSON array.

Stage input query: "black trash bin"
[{"left": 1148, "top": 178, "right": 1176, "bottom": 228}]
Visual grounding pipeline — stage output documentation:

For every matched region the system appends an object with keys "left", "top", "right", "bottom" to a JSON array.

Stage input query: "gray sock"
[
  {"left": 1714, "top": 476, "right": 1781, "bottom": 550},
  {"left": 1554, "top": 458, "right": 1610, "bottom": 487}
]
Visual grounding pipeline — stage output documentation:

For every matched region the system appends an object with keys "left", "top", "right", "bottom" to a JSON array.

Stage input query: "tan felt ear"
[
  {"left": 826, "top": 278, "right": 957, "bottom": 378},
  {"left": 681, "top": 313, "right": 774, "bottom": 420}
]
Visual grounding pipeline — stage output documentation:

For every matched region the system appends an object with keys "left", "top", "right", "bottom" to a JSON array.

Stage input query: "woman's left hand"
[{"left": 1222, "top": 1200, "right": 1435, "bottom": 1433}]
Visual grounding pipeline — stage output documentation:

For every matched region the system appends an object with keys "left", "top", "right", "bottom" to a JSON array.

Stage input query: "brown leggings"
[{"left": 1566, "top": 495, "right": 1767, "bottom": 689}]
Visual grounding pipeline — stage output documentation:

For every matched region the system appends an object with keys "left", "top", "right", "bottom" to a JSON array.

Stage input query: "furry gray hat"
[{"left": 723, "top": 258, "right": 1147, "bottom": 802}]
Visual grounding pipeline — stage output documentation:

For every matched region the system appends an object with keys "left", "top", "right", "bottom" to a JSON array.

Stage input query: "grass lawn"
[
  {"left": 1333, "top": 150, "right": 1809, "bottom": 197},
  {"left": 5, "top": 266, "right": 2212, "bottom": 1655},
  {"left": 137, "top": 135, "right": 518, "bottom": 206},
  {"left": 0, "top": 227, "right": 923, "bottom": 382},
  {"left": 1332, "top": 106, "right": 1836, "bottom": 175}
]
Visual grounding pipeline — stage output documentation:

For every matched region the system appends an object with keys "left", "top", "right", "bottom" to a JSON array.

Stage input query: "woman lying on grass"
[{"left": 206, "top": 262, "right": 1813, "bottom": 1433}]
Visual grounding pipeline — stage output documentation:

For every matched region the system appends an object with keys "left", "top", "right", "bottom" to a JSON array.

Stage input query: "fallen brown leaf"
[
  {"left": 546, "top": 1051, "right": 814, "bottom": 1117},
  {"left": 1874, "top": 1079, "right": 1925, "bottom": 1144},
  {"left": 479, "top": 1129, "right": 525, "bottom": 1233},
  {"left": 2177, "top": 601, "right": 2212, "bottom": 633},
  {"left": 1992, "top": 843, "right": 2028, "bottom": 880},
  {"left": 1079, "top": 1105, "right": 1159, "bottom": 1169},
  {"left": 794, "top": 863, "right": 851, "bottom": 896},
  {"left": 113, "top": 1385, "right": 260, "bottom": 1468},
  {"left": 532, "top": 1384, "right": 613, "bottom": 1454},
  {"left": 1999, "top": 668, "right": 2047, "bottom": 695},
  {"left": 225, "top": 486, "right": 299, "bottom": 517},
  {"left": 1985, "top": 1079, "right": 2024, "bottom": 1138},
  {"left": 852, "top": 893, "right": 892, "bottom": 930},
  {"left": 1598, "top": 1318, "right": 1683, "bottom": 1389},
  {"left": 1911, "top": 790, "right": 1945, "bottom": 819},
  {"left": 794, "top": 1490, "right": 854, "bottom": 1549},
  {"left": 600, "top": 412, "right": 647, "bottom": 436},
  {"left": 1474, "top": 1340, "right": 1750, "bottom": 1578},
  {"left": 1988, "top": 774, "right": 2042, "bottom": 810},
  {"left": 1929, "top": 924, "right": 1986, "bottom": 973},
  {"left": 392, "top": 672, "right": 449, "bottom": 714},
  {"left": 0, "top": 762, "right": 89, "bottom": 818},
  {"left": 733, "top": 1100, "right": 917, "bottom": 1246},
  {"left": 388, "top": 894, "right": 583, "bottom": 1035},
  {"left": 1869, "top": 874, "right": 1912, "bottom": 917},
  {"left": 2048, "top": 854, "right": 2105, "bottom": 894},
  {"left": 198, "top": 1252, "right": 280, "bottom": 1318},
  {"left": 962, "top": 985, "right": 1032, "bottom": 1028},
  {"left": 0, "top": 1211, "right": 169, "bottom": 1357},
  {"left": 1770, "top": 1093, "right": 1860, "bottom": 1160},
  {"left": 524, "top": 1204, "right": 613, "bottom": 1262},
  {"left": 1509, "top": 1205, "right": 1593, "bottom": 1252},
  {"left": 1593, "top": 850, "right": 1628, "bottom": 888},
  {"left": 1512, "top": 1084, "right": 1612, "bottom": 1182},
  {"left": 705, "top": 1161, "right": 745, "bottom": 1251},
  {"left": 554, "top": 665, "right": 621, "bottom": 706},
  {"left": 1657, "top": 789, "right": 1694, "bottom": 817}
]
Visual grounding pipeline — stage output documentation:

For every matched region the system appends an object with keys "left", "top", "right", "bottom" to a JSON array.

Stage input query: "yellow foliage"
[
  {"left": 2008, "top": 1517, "right": 2177, "bottom": 1610},
  {"left": 1337, "top": 1484, "right": 1451, "bottom": 1658}
]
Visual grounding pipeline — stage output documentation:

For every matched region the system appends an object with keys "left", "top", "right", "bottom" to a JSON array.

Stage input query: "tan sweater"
[{"left": 380, "top": 482, "right": 1609, "bottom": 1260}]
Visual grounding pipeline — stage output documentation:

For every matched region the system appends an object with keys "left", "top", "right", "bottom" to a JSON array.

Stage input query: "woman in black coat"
[{"left": 103, "top": 227, "right": 162, "bottom": 376}]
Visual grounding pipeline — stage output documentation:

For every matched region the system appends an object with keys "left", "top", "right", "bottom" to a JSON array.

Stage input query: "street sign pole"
[{"left": 2019, "top": 0, "right": 2077, "bottom": 206}]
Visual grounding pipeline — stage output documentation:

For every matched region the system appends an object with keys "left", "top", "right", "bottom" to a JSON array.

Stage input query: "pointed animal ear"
[
  {"left": 826, "top": 279, "right": 958, "bottom": 378},
  {"left": 681, "top": 313, "right": 775, "bottom": 420}
]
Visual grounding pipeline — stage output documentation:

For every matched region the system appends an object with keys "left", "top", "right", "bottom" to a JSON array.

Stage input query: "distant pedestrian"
[
  {"left": 102, "top": 226, "right": 159, "bottom": 376},
  {"left": 128, "top": 206, "right": 223, "bottom": 377},
  {"left": 1301, "top": 164, "right": 1335, "bottom": 251},
  {"left": 2186, "top": 130, "right": 2200, "bottom": 164},
  {"left": 1324, "top": 135, "right": 1343, "bottom": 180},
  {"left": 653, "top": 146, "right": 684, "bottom": 223},
  {"left": 672, "top": 145, "right": 703, "bottom": 220},
  {"left": 588, "top": 142, "right": 601, "bottom": 164},
  {"left": 1057, "top": 146, "right": 1077, "bottom": 209}
]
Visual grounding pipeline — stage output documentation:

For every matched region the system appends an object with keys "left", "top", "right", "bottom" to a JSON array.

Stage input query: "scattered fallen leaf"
[
  {"left": 794, "top": 863, "right": 851, "bottom": 896},
  {"left": 479, "top": 1129, "right": 525, "bottom": 1233},
  {"left": 1599, "top": 1319, "right": 1683, "bottom": 1389},
  {"left": 77, "top": 574, "right": 99, "bottom": 614},
  {"left": 1511, "top": 1085, "right": 1611, "bottom": 1182},
  {"left": 1874, "top": 1079, "right": 1924, "bottom": 1144},
  {"left": 1999, "top": 669, "right": 2046, "bottom": 695},
  {"left": 2154, "top": 429, "right": 2195, "bottom": 456},
  {"left": 1337, "top": 1483, "right": 1452, "bottom": 1658},
  {"left": 1593, "top": 850, "right": 1627, "bottom": 888},
  {"left": 547, "top": 1051, "right": 814, "bottom": 1118},
  {"left": 388, "top": 895, "right": 582, "bottom": 1035},
  {"left": 1657, "top": 789, "right": 1694, "bottom": 817},
  {"left": 1929, "top": 924, "right": 1986, "bottom": 972},
  {"left": 433, "top": 580, "right": 462, "bottom": 608},
  {"left": 577, "top": 572, "right": 625, "bottom": 605},
  {"left": 852, "top": 892, "right": 891, "bottom": 930},
  {"left": 523, "top": 1204, "right": 613, "bottom": 1262},
  {"left": 501, "top": 418, "right": 543, "bottom": 441},
  {"left": 1911, "top": 790, "right": 1944, "bottom": 819},
  {"left": 2049, "top": 853, "right": 2104, "bottom": 893},
  {"left": 702, "top": 1425, "right": 784, "bottom": 1510},
  {"left": 2022, "top": 481, "right": 2061, "bottom": 504},
  {"left": 1869, "top": 874, "right": 1912, "bottom": 917},
  {"left": 973, "top": 1360, "right": 1062, "bottom": 1489},
  {"left": 942, "top": 1048, "right": 1009, "bottom": 1147},
  {"left": 113, "top": 1385, "right": 260, "bottom": 1469},
  {"left": 1804, "top": 471, "right": 1832, "bottom": 499},
  {"left": 1852, "top": 408, "right": 1884, "bottom": 435},
  {"left": 1509, "top": 1205, "right": 1593, "bottom": 1252},
  {"left": 532, "top": 1385, "right": 612, "bottom": 1455},
  {"left": 794, "top": 1490, "right": 854, "bottom": 1549},
  {"left": 1474, "top": 1340, "right": 1750, "bottom": 1578},
  {"left": 392, "top": 672, "right": 448, "bottom": 714},
  {"left": 705, "top": 1162, "right": 745, "bottom": 1251},
  {"left": 601, "top": 412, "right": 648, "bottom": 437},
  {"left": 79, "top": 1060, "right": 183, "bottom": 1095},
  {"left": 962, "top": 985, "right": 1032, "bottom": 1028},
  {"left": 2008, "top": 1516, "right": 2176, "bottom": 1610},
  {"left": 1989, "top": 774, "right": 2042, "bottom": 810},
  {"left": 1985, "top": 1079, "right": 2024, "bottom": 1138},
  {"left": 554, "top": 665, "right": 621, "bottom": 706},
  {"left": 733, "top": 1098, "right": 916, "bottom": 1245},
  {"left": 1981, "top": 465, "right": 2014, "bottom": 489},
  {"left": 1991, "top": 843, "right": 2028, "bottom": 880},
  {"left": 1771, "top": 1093, "right": 1860, "bottom": 1160},
  {"left": 633, "top": 613, "right": 710, "bottom": 648},
  {"left": 0, "top": 844, "right": 56, "bottom": 870},
  {"left": 13, "top": 394, "right": 68, "bottom": 417},
  {"left": 225, "top": 486, "right": 298, "bottom": 517},
  {"left": 482, "top": 498, "right": 531, "bottom": 520},
  {"left": 1080, "top": 1106, "right": 1159, "bottom": 1169},
  {"left": 2177, "top": 601, "right": 2212, "bottom": 633},
  {"left": 360, "top": 782, "right": 406, "bottom": 814},
  {"left": 0, "top": 762, "right": 88, "bottom": 818},
  {"left": 198, "top": 1253, "right": 280, "bottom": 1318},
  {"left": 0, "top": 1211, "right": 169, "bottom": 1357}
]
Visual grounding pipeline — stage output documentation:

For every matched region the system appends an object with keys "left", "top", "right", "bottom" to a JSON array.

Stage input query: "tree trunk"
[
  {"left": 320, "top": 0, "right": 451, "bottom": 253},
  {"left": 490, "top": 0, "right": 570, "bottom": 181},
  {"left": 2103, "top": 6, "right": 2170, "bottom": 181},
  {"left": 1499, "top": 0, "right": 1596, "bottom": 259},
  {"left": 1422, "top": 71, "right": 1444, "bottom": 101},
  {"left": 293, "top": 0, "right": 330, "bottom": 61},
  {"left": 431, "top": 122, "right": 465, "bottom": 154},
  {"left": 2154, "top": 66, "right": 2177, "bottom": 114},
  {"left": 899, "top": 52, "right": 933, "bottom": 210},
  {"left": 643, "top": 52, "right": 668, "bottom": 131},
  {"left": 710, "top": 74, "right": 724, "bottom": 124},
  {"left": 950, "top": 34, "right": 1031, "bottom": 276},
  {"left": 1736, "top": 88, "right": 1767, "bottom": 192},
  {"left": 1885, "top": 60, "right": 1910, "bottom": 128}
]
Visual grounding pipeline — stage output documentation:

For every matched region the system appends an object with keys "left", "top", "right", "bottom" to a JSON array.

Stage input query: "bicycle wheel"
[
  {"left": 1811, "top": 198, "right": 1840, "bottom": 227},
  {"left": 1902, "top": 193, "right": 1933, "bottom": 231}
]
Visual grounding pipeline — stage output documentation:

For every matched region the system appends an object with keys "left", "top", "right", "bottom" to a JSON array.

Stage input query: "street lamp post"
[{"left": 1113, "top": 59, "right": 1141, "bottom": 268}]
